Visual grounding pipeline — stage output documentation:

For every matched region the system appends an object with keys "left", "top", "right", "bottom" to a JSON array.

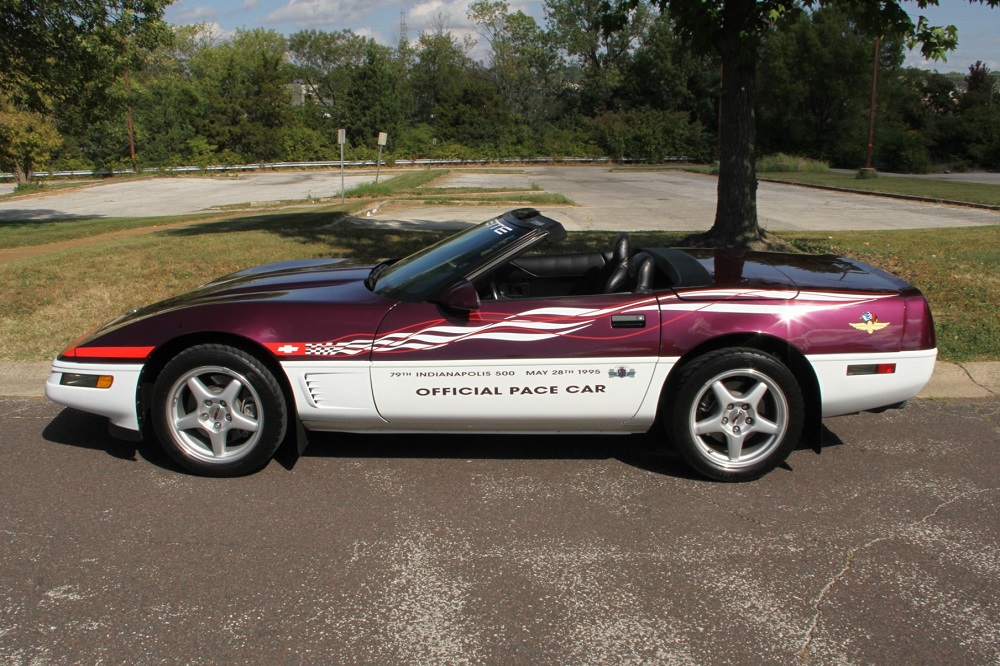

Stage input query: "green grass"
[
  {"left": 418, "top": 193, "right": 573, "bottom": 206},
  {"left": 759, "top": 171, "right": 1000, "bottom": 207},
  {"left": 344, "top": 170, "right": 552, "bottom": 201},
  {"left": 343, "top": 169, "right": 449, "bottom": 197},
  {"left": 611, "top": 164, "right": 714, "bottom": 173},
  {"left": 756, "top": 153, "right": 830, "bottom": 173}
]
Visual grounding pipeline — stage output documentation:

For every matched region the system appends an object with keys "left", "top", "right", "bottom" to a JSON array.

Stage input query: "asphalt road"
[{"left": 2, "top": 396, "right": 998, "bottom": 664}]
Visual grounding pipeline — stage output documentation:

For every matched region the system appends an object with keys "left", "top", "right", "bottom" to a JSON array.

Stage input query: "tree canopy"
[
  {"left": 0, "top": 0, "right": 172, "bottom": 181},
  {"left": 602, "top": 0, "right": 999, "bottom": 247}
]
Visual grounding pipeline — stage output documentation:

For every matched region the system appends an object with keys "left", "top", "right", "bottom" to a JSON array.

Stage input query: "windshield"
[{"left": 372, "top": 216, "right": 533, "bottom": 301}]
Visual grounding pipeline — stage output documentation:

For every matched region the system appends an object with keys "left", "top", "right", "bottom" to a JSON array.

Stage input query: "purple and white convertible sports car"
[{"left": 47, "top": 209, "right": 936, "bottom": 480}]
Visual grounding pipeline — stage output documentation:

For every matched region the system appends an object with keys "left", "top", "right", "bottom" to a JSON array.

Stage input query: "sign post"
[
  {"left": 376, "top": 132, "right": 388, "bottom": 184},
  {"left": 337, "top": 128, "right": 346, "bottom": 203}
]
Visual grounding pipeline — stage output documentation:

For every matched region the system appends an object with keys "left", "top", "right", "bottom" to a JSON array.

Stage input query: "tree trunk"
[
  {"left": 713, "top": 50, "right": 762, "bottom": 246},
  {"left": 12, "top": 159, "right": 30, "bottom": 185},
  {"left": 684, "top": 0, "right": 767, "bottom": 249}
]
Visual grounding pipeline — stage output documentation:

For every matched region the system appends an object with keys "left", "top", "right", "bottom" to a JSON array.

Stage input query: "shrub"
[
  {"left": 13, "top": 181, "right": 45, "bottom": 194},
  {"left": 757, "top": 153, "right": 830, "bottom": 172},
  {"left": 587, "top": 108, "right": 711, "bottom": 163}
]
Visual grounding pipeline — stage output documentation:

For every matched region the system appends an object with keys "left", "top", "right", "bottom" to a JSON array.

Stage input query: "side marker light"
[{"left": 846, "top": 364, "right": 896, "bottom": 376}]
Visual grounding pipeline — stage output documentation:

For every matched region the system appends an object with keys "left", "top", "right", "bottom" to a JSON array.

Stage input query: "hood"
[
  {"left": 674, "top": 250, "right": 908, "bottom": 300},
  {"left": 148, "top": 259, "right": 376, "bottom": 309},
  {"left": 81, "top": 259, "right": 385, "bottom": 343},
  {"left": 198, "top": 258, "right": 370, "bottom": 294}
]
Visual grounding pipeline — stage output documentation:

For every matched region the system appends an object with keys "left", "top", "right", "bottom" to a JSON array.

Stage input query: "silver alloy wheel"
[
  {"left": 164, "top": 365, "right": 263, "bottom": 464},
  {"left": 686, "top": 368, "right": 790, "bottom": 471}
]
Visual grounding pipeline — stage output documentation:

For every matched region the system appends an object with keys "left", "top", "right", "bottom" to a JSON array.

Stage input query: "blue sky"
[{"left": 163, "top": 0, "right": 999, "bottom": 73}]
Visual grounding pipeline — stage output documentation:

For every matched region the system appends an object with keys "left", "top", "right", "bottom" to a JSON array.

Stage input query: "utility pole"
[
  {"left": 338, "top": 128, "right": 346, "bottom": 203},
  {"left": 122, "top": 34, "right": 137, "bottom": 173},
  {"left": 865, "top": 37, "right": 881, "bottom": 172}
]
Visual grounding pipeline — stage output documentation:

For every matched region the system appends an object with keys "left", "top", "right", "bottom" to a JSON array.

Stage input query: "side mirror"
[{"left": 436, "top": 280, "right": 481, "bottom": 313}]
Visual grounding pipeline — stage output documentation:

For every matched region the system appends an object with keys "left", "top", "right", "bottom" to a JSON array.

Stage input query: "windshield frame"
[{"left": 370, "top": 209, "right": 564, "bottom": 302}]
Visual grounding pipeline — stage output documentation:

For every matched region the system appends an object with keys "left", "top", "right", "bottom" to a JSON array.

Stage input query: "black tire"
[
  {"left": 152, "top": 344, "right": 287, "bottom": 477},
  {"left": 667, "top": 348, "right": 804, "bottom": 482}
]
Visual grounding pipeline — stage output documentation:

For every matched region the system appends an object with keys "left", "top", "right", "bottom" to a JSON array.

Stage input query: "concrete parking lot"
[
  {"left": 373, "top": 167, "right": 1000, "bottom": 233},
  {"left": 0, "top": 170, "right": 376, "bottom": 221},
  {"left": 3, "top": 167, "right": 999, "bottom": 232}
]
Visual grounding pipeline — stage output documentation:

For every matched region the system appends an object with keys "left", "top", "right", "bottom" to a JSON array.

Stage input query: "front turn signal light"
[{"left": 60, "top": 373, "right": 115, "bottom": 389}]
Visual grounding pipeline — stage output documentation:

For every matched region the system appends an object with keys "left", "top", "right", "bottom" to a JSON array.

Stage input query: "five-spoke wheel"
[
  {"left": 152, "top": 345, "right": 287, "bottom": 477},
  {"left": 668, "top": 348, "right": 804, "bottom": 481}
]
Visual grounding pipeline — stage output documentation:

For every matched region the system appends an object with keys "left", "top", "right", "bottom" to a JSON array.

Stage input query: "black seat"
[
  {"left": 602, "top": 233, "right": 632, "bottom": 293},
  {"left": 629, "top": 252, "right": 655, "bottom": 294}
]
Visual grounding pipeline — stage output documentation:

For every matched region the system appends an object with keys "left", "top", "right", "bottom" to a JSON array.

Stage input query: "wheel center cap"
[{"left": 209, "top": 405, "right": 227, "bottom": 421}]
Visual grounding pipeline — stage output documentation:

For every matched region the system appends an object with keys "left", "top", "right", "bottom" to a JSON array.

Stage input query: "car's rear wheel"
[
  {"left": 152, "top": 344, "right": 286, "bottom": 477},
  {"left": 668, "top": 348, "right": 804, "bottom": 482}
]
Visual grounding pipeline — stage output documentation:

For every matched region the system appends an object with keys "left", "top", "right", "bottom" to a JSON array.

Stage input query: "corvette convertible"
[{"left": 46, "top": 208, "right": 936, "bottom": 481}]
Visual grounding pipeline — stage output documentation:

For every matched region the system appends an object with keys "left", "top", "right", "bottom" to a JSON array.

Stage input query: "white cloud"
[
  {"left": 195, "top": 21, "right": 233, "bottom": 42},
  {"left": 172, "top": 3, "right": 220, "bottom": 22},
  {"left": 267, "top": 0, "right": 397, "bottom": 28},
  {"left": 352, "top": 26, "right": 385, "bottom": 42},
  {"left": 408, "top": 0, "right": 475, "bottom": 32},
  {"left": 243, "top": 0, "right": 259, "bottom": 8}
]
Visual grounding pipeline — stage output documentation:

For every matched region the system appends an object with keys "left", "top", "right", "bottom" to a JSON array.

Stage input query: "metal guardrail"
[{"left": 1, "top": 155, "right": 690, "bottom": 181}]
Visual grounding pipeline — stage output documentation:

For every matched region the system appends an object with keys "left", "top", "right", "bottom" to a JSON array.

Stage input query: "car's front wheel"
[
  {"left": 667, "top": 348, "right": 804, "bottom": 482},
  {"left": 152, "top": 344, "right": 287, "bottom": 477}
]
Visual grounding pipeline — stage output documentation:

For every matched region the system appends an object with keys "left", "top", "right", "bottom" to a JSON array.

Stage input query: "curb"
[{"left": 5, "top": 361, "right": 997, "bottom": 401}]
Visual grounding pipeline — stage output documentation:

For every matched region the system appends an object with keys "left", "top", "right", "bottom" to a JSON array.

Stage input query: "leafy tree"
[
  {"left": 189, "top": 29, "right": 292, "bottom": 163},
  {"left": 959, "top": 62, "right": 1000, "bottom": 167},
  {"left": 602, "top": 0, "right": 1000, "bottom": 248},
  {"left": 0, "top": 0, "right": 172, "bottom": 179},
  {"left": 133, "top": 74, "right": 202, "bottom": 167},
  {"left": 757, "top": 7, "right": 878, "bottom": 163},
  {"left": 434, "top": 73, "right": 519, "bottom": 155},
  {"left": 962, "top": 61, "right": 997, "bottom": 110},
  {"left": 0, "top": 0, "right": 172, "bottom": 110},
  {"left": 0, "top": 106, "right": 62, "bottom": 183},
  {"left": 545, "top": 0, "right": 652, "bottom": 111},
  {"left": 344, "top": 42, "right": 408, "bottom": 148},
  {"left": 409, "top": 29, "right": 473, "bottom": 126},
  {"left": 468, "top": 0, "right": 563, "bottom": 124},
  {"left": 622, "top": 14, "right": 718, "bottom": 130},
  {"left": 288, "top": 29, "right": 371, "bottom": 124},
  {"left": 588, "top": 107, "right": 711, "bottom": 162}
]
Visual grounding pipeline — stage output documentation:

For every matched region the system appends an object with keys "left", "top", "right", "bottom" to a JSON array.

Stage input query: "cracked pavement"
[{"left": 1, "top": 397, "right": 997, "bottom": 663}]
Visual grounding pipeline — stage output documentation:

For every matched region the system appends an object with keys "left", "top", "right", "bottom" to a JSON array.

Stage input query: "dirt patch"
[{"left": 0, "top": 218, "right": 211, "bottom": 265}]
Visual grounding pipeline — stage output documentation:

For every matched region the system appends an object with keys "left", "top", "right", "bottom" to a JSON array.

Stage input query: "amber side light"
[{"left": 60, "top": 374, "right": 115, "bottom": 389}]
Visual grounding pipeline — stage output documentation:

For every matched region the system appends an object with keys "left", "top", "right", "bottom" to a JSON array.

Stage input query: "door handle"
[{"left": 611, "top": 314, "right": 645, "bottom": 328}]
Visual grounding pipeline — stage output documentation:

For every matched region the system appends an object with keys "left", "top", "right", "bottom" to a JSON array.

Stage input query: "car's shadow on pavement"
[
  {"left": 299, "top": 429, "right": 704, "bottom": 479},
  {"left": 43, "top": 407, "right": 178, "bottom": 469},
  {"left": 43, "top": 407, "right": 844, "bottom": 481}
]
